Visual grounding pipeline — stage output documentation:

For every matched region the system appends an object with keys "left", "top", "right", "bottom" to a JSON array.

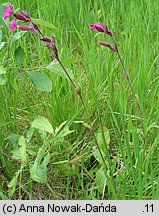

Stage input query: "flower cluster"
[
  {"left": 4, "top": 5, "right": 58, "bottom": 60},
  {"left": 90, "top": 22, "right": 117, "bottom": 53},
  {"left": 4, "top": 5, "right": 35, "bottom": 32}
]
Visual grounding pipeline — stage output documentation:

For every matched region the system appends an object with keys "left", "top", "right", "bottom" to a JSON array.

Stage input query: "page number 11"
[{"left": 144, "top": 204, "right": 154, "bottom": 213}]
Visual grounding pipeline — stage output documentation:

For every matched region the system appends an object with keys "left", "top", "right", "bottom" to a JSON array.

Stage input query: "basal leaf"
[
  {"left": 41, "top": 153, "right": 51, "bottom": 168},
  {"left": 27, "top": 71, "right": 52, "bottom": 92},
  {"left": 96, "top": 167, "right": 107, "bottom": 192},
  {"left": 8, "top": 170, "right": 20, "bottom": 197},
  {"left": 12, "top": 136, "right": 27, "bottom": 161},
  {"left": 96, "top": 127, "right": 110, "bottom": 154},
  {"left": 30, "top": 164, "right": 47, "bottom": 183},
  {"left": 31, "top": 116, "right": 54, "bottom": 134},
  {"left": 5, "top": 134, "right": 20, "bottom": 149},
  {"left": 92, "top": 146, "right": 107, "bottom": 166}
]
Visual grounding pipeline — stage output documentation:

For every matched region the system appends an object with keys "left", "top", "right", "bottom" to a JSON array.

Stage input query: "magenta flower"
[
  {"left": 40, "top": 37, "right": 52, "bottom": 42},
  {"left": 90, "top": 22, "right": 115, "bottom": 37},
  {"left": 99, "top": 41, "right": 117, "bottom": 52},
  {"left": 13, "top": 11, "right": 31, "bottom": 22},
  {"left": 4, "top": 5, "right": 13, "bottom": 20},
  {"left": 40, "top": 36, "right": 58, "bottom": 59},
  {"left": 18, "top": 24, "right": 39, "bottom": 34},
  {"left": 10, "top": 20, "right": 18, "bottom": 31}
]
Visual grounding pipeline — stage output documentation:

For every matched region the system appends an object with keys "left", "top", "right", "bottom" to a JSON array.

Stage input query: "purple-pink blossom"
[
  {"left": 10, "top": 20, "right": 18, "bottom": 31},
  {"left": 98, "top": 41, "right": 117, "bottom": 52},
  {"left": 13, "top": 11, "right": 31, "bottom": 22},
  {"left": 40, "top": 37, "right": 52, "bottom": 42},
  {"left": 19, "top": 25, "right": 38, "bottom": 33},
  {"left": 4, "top": 5, "right": 13, "bottom": 20},
  {"left": 90, "top": 22, "right": 115, "bottom": 37},
  {"left": 40, "top": 36, "right": 58, "bottom": 59}
]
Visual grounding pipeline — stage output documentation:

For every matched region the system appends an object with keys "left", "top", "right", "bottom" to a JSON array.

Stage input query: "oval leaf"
[
  {"left": 27, "top": 71, "right": 52, "bottom": 92},
  {"left": 96, "top": 127, "right": 110, "bottom": 154},
  {"left": 96, "top": 167, "right": 107, "bottom": 192},
  {"left": 11, "top": 32, "right": 21, "bottom": 43},
  {"left": 30, "top": 164, "right": 47, "bottom": 183},
  {"left": 46, "top": 60, "right": 75, "bottom": 80},
  {"left": 12, "top": 136, "right": 27, "bottom": 161},
  {"left": 31, "top": 116, "right": 54, "bottom": 134},
  {"left": 14, "top": 46, "right": 25, "bottom": 65}
]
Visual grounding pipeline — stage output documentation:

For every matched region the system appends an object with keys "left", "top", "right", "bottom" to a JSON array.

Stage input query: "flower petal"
[
  {"left": 98, "top": 41, "right": 117, "bottom": 52},
  {"left": 10, "top": 20, "right": 18, "bottom": 31},
  {"left": 4, "top": 5, "right": 13, "bottom": 20}
]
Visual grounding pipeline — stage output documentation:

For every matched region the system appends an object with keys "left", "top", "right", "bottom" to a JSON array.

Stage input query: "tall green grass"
[{"left": 0, "top": 0, "right": 159, "bottom": 199}]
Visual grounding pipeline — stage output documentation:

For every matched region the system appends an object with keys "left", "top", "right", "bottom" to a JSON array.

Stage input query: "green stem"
[
  {"left": 57, "top": 58, "right": 76, "bottom": 88},
  {"left": 112, "top": 36, "right": 142, "bottom": 114},
  {"left": 57, "top": 58, "right": 108, "bottom": 171}
]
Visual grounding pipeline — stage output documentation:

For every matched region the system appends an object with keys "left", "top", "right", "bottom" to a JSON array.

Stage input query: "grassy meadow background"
[{"left": 0, "top": 0, "right": 159, "bottom": 199}]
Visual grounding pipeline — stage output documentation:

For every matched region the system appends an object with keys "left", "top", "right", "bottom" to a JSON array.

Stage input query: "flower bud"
[
  {"left": 13, "top": 11, "right": 31, "bottom": 22},
  {"left": 40, "top": 37, "right": 52, "bottom": 42},
  {"left": 75, "top": 85, "right": 81, "bottom": 95},
  {"left": 98, "top": 41, "right": 117, "bottom": 52}
]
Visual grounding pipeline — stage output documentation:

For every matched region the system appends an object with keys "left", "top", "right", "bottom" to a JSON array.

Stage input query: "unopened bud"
[
  {"left": 75, "top": 85, "right": 81, "bottom": 95},
  {"left": 13, "top": 11, "right": 31, "bottom": 22},
  {"left": 99, "top": 41, "right": 117, "bottom": 52},
  {"left": 40, "top": 37, "right": 52, "bottom": 42}
]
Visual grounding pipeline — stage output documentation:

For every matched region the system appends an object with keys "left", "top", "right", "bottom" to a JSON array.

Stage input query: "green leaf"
[
  {"left": 27, "top": 71, "right": 52, "bottom": 92},
  {"left": 0, "top": 4, "right": 4, "bottom": 19},
  {"left": 0, "top": 42, "right": 5, "bottom": 50},
  {"left": 56, "top": 165, "right": 78, "bottom": 175},
  {"left": 31, "top": 116, "right": 54, "bottom": 134},
  {"left": 31, "top": 18, "right": 57, "bottom": 29},
  {"left": 14, "top": 46, "right": 25, "bottom": 65},
  {"left": 5, "top": 134, "right": 20, "bottom": 149},
  {"left": 0, "top": 74, "right": 7, "bottom": 85},
  {"left": 26, "top": 127, "right": 35, "bottom": 143},
  {"left": 8, "top": 170, "right": 20, "bottom": 197},
  {"left": 92, "top": 146, "right": 106, "bottom": 166},
  {"left": 0, "top": 65, "right": 6, "bottom": 74},
  {"left": 96, "top": 167, "right": 107, "bottom": 192},
  {"left": 96, "top": 127, "right": 110, "bottom": 154},
  {"left": 55, "top": 121, "right": 67, "bottom": 134},
  {"left": 41, "top": 153, "right": 51, "bottom": 168},
  {"left": 30, "top": 164, "right": 47, "bottom": 183},
  {"left": 74, "top": 120, "right": 91, "bottom": 129},
  {"left": 11, "top": 32, "right": 21, "bottom": 43},
  {"left": 58, "top": 125, "right": 75, "bottom": 138},
  {"left": 0, "top": 30, "right": 2, "bottom": 43},
  {"left": 0, "top": 191, "right": 8, "bottom": 200},
  {"left": 46, "top": 60, "right": 75, "bottom": 80},
  {"left": 12, "top": 136, "right": 27, "bottom": 161},
  {"left": 27, "top": 146, "right": 38, "bottom": 156}
]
